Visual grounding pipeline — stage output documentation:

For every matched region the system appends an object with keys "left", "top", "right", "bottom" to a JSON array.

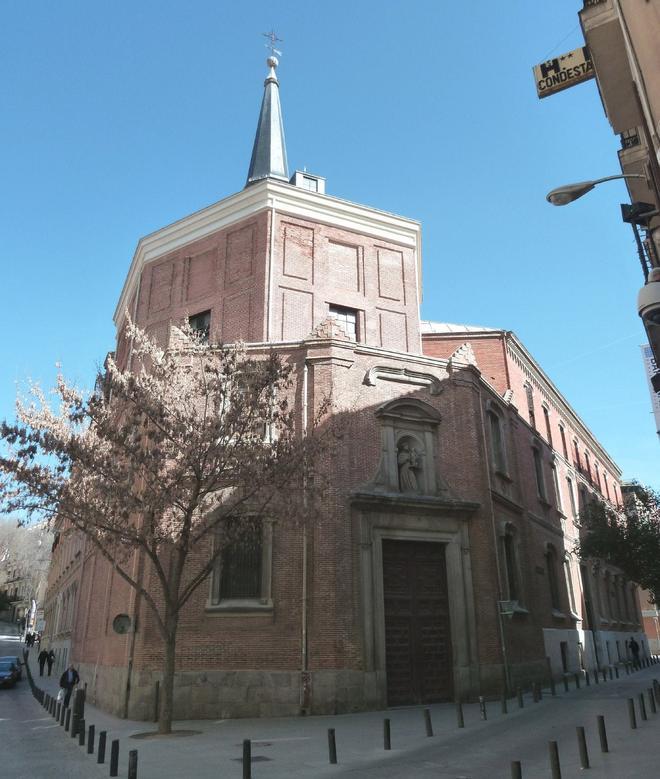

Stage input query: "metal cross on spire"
[{"left": 262, "top": 30, "right": 283, "bottom": 57}]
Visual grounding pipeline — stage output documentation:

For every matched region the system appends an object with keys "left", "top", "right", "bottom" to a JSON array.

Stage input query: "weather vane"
[{"left": 263, "top": 30, "right": 283, "bottom": 58}]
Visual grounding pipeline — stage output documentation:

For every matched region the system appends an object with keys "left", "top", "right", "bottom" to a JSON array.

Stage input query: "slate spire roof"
[{"left": 246, "top": 56, "right": 289, "bottom": 186}]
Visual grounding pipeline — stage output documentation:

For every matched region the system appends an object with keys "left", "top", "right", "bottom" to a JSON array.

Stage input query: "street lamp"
[{"left": 546, "top": 173, "right": 647, "bottom": 206}]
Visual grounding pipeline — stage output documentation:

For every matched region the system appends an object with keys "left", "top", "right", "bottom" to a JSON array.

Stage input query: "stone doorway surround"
[{"left": 352, "top": 491, "right": 481, "bottom": 705}]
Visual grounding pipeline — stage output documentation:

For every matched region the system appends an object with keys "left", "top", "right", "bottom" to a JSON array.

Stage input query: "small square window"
[
  {"left": 189, "top": 310, "right": 211, "bottom": 342},
  {"left": 328, "top": 305, "right": 358, "bottom": 341}
]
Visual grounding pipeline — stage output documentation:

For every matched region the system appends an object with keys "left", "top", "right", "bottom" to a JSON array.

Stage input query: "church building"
[{"left": 43, "top": 55, "right": 645, "bottom": 720}]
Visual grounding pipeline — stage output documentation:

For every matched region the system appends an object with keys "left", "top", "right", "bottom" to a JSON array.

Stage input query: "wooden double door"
[{"left": 382, "top": 539, "right": 453, "bottom": 706}]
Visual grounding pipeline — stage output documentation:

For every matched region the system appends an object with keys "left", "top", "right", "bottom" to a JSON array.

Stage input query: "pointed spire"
[{"left": 246, "top": 56, "right": 289, "bottom": 187}]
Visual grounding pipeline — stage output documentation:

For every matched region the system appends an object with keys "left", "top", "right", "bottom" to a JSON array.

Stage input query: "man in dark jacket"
[
  {"left": 37, "top": 648, "right": 48, "bottom": 677},
  {"left": 59, "top": 664, "right": 80, "bottom": 707},
  {"left": 46, "top": 649, "right": 55, "bottom": 676}
]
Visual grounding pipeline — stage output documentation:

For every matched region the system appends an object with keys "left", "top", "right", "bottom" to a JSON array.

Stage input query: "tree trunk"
[{"left": 158, "top": 614, "right": 179, "bottom": 734}]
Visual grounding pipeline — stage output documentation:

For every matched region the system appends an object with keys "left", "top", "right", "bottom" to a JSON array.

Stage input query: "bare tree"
[{"left": 0, "top": 320, "right": 328, "bottom": 733}]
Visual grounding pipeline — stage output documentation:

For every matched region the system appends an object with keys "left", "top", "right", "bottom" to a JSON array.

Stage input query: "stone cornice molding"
[
  {"left": 350, "top": 490, "right": 480, "bottom": 516},
  {"left": 363, "top": 365, "right": 444, "bottom": 395},
  {"left": 114, "top": 179, "right": 422, "bottom": 327}
]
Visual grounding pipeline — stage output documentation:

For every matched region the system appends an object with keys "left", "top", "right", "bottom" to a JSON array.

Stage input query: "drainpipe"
[
  {"left": 122, "top": 547, "right": 145, "bottom": 719},
  {"left": 300, "top": 359, "right": 309, "bottom": 711},
  {"left": 476, "top": 385, "right": 511, "bottom": 695}
]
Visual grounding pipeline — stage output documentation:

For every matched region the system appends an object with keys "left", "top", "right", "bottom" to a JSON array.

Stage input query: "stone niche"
[{"left": 368, "top": 397, "right": 447, "bottom": 497}]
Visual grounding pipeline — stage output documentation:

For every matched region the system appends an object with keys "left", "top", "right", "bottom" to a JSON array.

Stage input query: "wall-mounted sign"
[
  {"left": 533, "top": 46, "right": 594, "bottom": 99},
  {"left": 641, "top": 344, "right": 660, "bottom": 435}
]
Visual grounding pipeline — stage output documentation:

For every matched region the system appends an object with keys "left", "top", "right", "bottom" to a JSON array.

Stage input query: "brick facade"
[{"left": 44, "top": 160, "right": 645, "bottom": 723}]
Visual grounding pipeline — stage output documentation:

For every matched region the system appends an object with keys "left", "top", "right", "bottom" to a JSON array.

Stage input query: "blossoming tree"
[{"left": 0, "top": 321, "right": 328, "bottom": 733}]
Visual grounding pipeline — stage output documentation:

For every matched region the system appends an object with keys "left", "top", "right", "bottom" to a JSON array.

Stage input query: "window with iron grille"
[{"left": 209, "top": 518, "right": 273, "bottom": 609}]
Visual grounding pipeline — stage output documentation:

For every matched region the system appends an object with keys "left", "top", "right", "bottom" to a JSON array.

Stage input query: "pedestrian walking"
[
  {"left": 629, "top": 637, "right": 641, "bottom": 669},
  {"left": 37, "top": 648, "right": 48, "bottom": 677},
  {"left": 46, "top": 649, "right": 55, "bottom": 676},
  {"left": 59, "top": 664, "right": 80, "bottom": 708}
]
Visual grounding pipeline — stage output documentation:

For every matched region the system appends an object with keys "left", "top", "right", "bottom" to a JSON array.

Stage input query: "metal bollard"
[
  {"left": 511, "top": 761, "right": 522, "bottom": 779},
  {"left": 625, "top": 663, "right": 630, "bottom": 676},
  {"left": 576, "top": 726, "right": 589, "bottom": 769},
  {"left": 501, "top": 692, "right": 508, "bottom": 714},
  {"left": 517, "top": 687, "right": 524, "bottom": 709},
  {"left": 98, "top": 730, "right": 107, "bottom": 764},
  {"left": 109, "top": 739, "right": 119, "bottom": 777},
  {"left": 602, "top": 669, "right": 607, "bottom": 683},
  {"left": 649, "top": 688, "right": 657, "bottom": 714},
  {"left": 70, "top": 713, "right": 78, "bottom": 738},
  {"left": 456, "top": 699, "right": 465, "bottom": 727},
  {"left": 87, "top": 724, "right": 95, "bottom": 755},
  {"left": 383, "top": 718, "right": 391, "bottom": 750},
  {"left": 479, "top": 696, "right": 487, "bottom": 719},
  {"left": 327, "top": 728, "right": 337, "bottom": 764},
  {"left": 609, "top": 666, "right": 614, "bottom": 680},
  {"left": 423, "top": 708, "right": 433, "bottom": 737},
  {"left": 615, "top": 666, "right": 619, "bottom": 678},
  {"left": 128, "top": 750, "right": 138, "bottom": 779},
  {"left": 562, "top": 675, "right": 569, "bottom": 693},
  {"left": 548, "top": 740, "right": 561, "bottom": 779},
  {"left": 549, "top": 673, "right": 556, "bottom": 696},
  {"left": 585, "top": 670, "right": 590, "bottom": 686},
  {"left": 639, "top": 693, "right": 648, "bottom": 721},
  {"left": 64, "top": 708, "right": 71, "bottom": 733},
  {"left": 628, "top": 698, "right": 637, "bottom": 729},
  {"left": 242, "top": 740, "right": 251, "bottom": 779},
  {"left": 78, "top": 719, "right": 85, "bottom": 746},
  {"left": 597, "top": 715, "right": 609, "bottom": 753},
  {"left": 574, "top": 673, "right": 581, "bottom": 690},
  {"left": 594, "top": 667, "right": 600, "bottom": 684},
  {"left": 57, "top": 702, "right": 63, "bottom": 724},
  {"left": 654, "top": 680, "right": 660, "bottom": 705},
  {"left": 537, "top": 682, "right": 543, "bottom": 700}
]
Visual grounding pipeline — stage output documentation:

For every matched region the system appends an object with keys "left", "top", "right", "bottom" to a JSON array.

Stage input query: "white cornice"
[{"left": 114, "top": 180, "right": 422, "bottom": 326}]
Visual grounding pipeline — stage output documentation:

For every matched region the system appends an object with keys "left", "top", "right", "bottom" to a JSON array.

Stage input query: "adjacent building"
[
  {"left": 43, "top": 56, "right": 645, "bottom": 720},
  {"left": 578, "top": 0, "right": 660, "bottom": 393}
]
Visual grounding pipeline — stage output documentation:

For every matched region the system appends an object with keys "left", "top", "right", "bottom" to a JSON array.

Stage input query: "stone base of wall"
[
  {"left": 78, "top": 664, "right": 385, "bottom": 721},
  {"left": 79, "top": 659, "right": 567, "bottom": 720}
]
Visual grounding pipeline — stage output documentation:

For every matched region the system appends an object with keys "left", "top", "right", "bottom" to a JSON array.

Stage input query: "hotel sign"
[
  {"left": 533, "top": 46, "right": 594, "bottom": 99},
  {"left": 641, "top": 344, "right": 660, "bottom": 435}
]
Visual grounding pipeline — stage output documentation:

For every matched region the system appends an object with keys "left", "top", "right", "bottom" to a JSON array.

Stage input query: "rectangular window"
[
  {"left": 573, "top": 440, "right": 581, "bottom": 469},
  {"left": 525, "top": 383, "right": 536, "bottom": 429},
  {"left": 189, "top": 310, "right": 211, "bottom": 342},
  {"left": 564, "top": 557, "right": 576, "bottom": 613},
  {"left": 489, "top": 411, "right": 506, "bottom": 473},
  {"left": 559, "top": 424, "right": 568, "bottom": 459},
  {"left": 551, "top": 464, "right": 562, "bottom": 511},
  {"left": 221, "top": 526, "right": 262, "bottom": 599},
  {"left": 546, "top": 547, "right": 561, "bottom": 611},
  {"left": 543, "top": 406, "right": 553, "bottom": 446},
  {"left": 503, "top": 533, "right": 519, "bottom": 601},
  {"left": 566, "top": 476, "right": 577, "bottom": 518},
  {"left": 604, "top": 473, "right": 611, "bottom": 501},
  {"left": 328, "top": 305, "right": 358, "bottom": 341},
  {"left": 209, "top": 518, "right": 273, "bottom": 609},
  {"left": 533, "top": 447, "right": 546, "bottom": 500}
]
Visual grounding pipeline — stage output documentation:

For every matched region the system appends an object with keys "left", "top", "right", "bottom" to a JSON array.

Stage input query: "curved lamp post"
[{"left": 546, "top": 173, "right": 647, "bottom": 206}]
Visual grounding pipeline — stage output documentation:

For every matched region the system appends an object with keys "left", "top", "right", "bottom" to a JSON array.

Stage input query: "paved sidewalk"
[{"left": 23, "top": 647, "right": 660, "bottom": 778}]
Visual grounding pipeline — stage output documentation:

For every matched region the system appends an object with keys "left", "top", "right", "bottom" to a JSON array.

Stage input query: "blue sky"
[{"left": 1, "top": 1, "right": 658, "bottom": 489}]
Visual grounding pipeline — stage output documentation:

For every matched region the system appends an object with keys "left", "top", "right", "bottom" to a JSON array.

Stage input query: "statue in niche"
[{"left": 397, "top": 440, "right": 423, "bottom": 493}]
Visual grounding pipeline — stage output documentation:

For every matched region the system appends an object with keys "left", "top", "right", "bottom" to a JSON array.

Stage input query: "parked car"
[
  {"left": 0, "top": 662, "right": 19, "bottom": 688},
  {"left": 0, "top": 656, "right": 23, "bottom": 681}
]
